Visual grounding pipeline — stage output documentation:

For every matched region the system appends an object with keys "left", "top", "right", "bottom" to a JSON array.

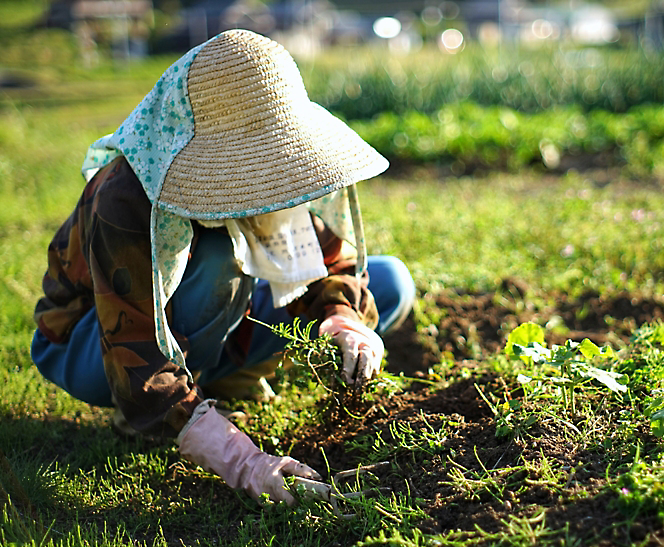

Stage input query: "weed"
[
  {"left": 257, "top": 317, "right": 346, "bottom": 393},
  {"left": 474, "top": 386, "right": 538, "bottom": 440},
  {"left": 346, "top": 411, "right": 448, "bottom": 465},
  {"left": 615, "top": 447, "right": 664, "bottom": 522},
  {"left": 254, "top": 317, "right": 406, "bottom": 415}
]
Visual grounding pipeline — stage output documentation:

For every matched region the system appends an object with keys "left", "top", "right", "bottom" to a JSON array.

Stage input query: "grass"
[
  {"left": 362, "top": 170, "right": 664, "bottom": 297},
  {"left": 2, "top": 36, "right": 664, "bottom": 546}
]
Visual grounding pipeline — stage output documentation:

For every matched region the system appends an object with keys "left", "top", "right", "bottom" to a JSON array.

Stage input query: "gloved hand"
[
  {"left": 179, "top": 405, "right": 320, "bottom": 505},
  {"left": 319, "top": 315, "right": 384, "bottom": 388}
]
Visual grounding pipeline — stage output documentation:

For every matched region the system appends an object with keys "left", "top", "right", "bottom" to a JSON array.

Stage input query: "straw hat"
[{"left": 160, "top": 29, "right": 388, "bottom": 218}]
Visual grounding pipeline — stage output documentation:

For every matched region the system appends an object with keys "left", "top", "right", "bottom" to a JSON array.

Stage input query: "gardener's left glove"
[
  {"left": 319, "top": 315, "right": 384, "bottom": 388},
  {"left": 178, "top": 403, "right": 320, "bottom": 505}
]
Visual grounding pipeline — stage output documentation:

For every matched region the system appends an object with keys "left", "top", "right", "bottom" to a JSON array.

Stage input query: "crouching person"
[{"left": 31, "top": 30, "right": 415, "bottom": 505}]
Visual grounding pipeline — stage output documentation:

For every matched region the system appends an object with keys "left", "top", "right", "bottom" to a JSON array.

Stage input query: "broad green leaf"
[
  {"left": 579, "top": 338, "right": 601, "bottom": 359},
  {"left": 650, "top": 408, "right": 664, "bottom": 420},
  {"left": 600, "top": 346, "right": 614, "bottom": 358},
  {"left": 579, "top": 338, "right": 615, "bottom": 360},
  {"left": 511, "top": 342, "right": 551, "bottom": 366},
  {"left": 651, "top": 418, "right": 664, "bottom": 438},
  {"left": 548, "top": 376, "right": 572, "bottom": 384},
  {"left": 644, "top": 397, "right": 664, "bottom": 416},
  {"left": 516, "top": 374, "right": 532, "bottom": 384},
  {"left": 524, "top": 342, "right": 552, "bottom": 363},
  {"left": 582, "top": 365, "right": 627, "bottom": 393},
  {"left": 506, "top": 323, "right": 546, "bottom": 359}
]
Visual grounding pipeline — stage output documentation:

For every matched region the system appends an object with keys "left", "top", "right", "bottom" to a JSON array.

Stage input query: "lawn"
[{"left": 2, "top": 13, "right": 664, "bottom": 546}]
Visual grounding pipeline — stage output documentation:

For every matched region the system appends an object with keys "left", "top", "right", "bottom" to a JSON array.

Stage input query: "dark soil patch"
[
  {"left": 385, "top": 281, "right": 664, "bottom": 374},
  {"left": 281, "top": 284, "right": 664, "bottom": 545}
]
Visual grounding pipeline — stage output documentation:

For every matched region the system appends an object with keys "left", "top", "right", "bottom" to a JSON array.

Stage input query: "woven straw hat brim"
[
  {"left": 161, "top": 102, "right": 387, "bottom": 217},
  {"left": 158, "top": 29, "right": 388, "bottom": 218}
]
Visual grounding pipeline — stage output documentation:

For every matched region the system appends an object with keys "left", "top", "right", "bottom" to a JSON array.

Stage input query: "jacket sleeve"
[
  {"left": 286, "top": 214, "right": 379, "bottom": 330},
  {"left": 88, "top": 160, "right": 204, "bottom": 437}
]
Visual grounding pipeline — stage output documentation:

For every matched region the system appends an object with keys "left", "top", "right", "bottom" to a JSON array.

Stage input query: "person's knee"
[
  {"left": 369, "top": 255, "right": 416, "bottom": 334},
  {"left": 383, "top": 255, "right": 415, "bottom": 309}
]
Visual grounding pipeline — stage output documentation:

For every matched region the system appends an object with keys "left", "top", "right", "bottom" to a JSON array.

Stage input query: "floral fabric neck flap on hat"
[
  {"left": 82, "top": 44, "right": 204, "bottom": 377},
  {"left": 80, "top": 30, "right": 382, "bottom": 377}
]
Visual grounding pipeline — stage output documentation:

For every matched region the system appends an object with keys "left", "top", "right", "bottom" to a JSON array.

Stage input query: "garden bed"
[{"left": 222, "top": 285, "right": 664, "bottom": 546}]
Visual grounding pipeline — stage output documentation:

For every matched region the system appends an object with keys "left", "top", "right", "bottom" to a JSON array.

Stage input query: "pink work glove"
[
  {"left": 179, "top": 406, "right": 320, "bottom": 505},
  {"left": 319, "top": 315, "right": 384, "bottom": 387}
]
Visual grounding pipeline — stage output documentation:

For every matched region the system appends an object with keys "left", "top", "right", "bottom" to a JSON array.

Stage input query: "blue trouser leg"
[
  {"left": 31, "top": 307, "right": 112, "bottom": 407},
  {"left": 367, "top": 255, "right": 417, "bottom": 336}
]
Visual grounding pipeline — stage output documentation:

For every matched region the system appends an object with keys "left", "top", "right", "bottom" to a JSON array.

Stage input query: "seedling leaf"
[
  {"left": 650, "top": 408, "right": 664, "bottom": 420},
  {"left": 579, "top": 338, "right": 614, "bottom": 360},
  {"left": 645, "top": 397, "right": 664, "bottom": 416},
  {"left": 580, "top": 365, "right": 627, "bottom": 393},
  {"left": 505, "top": 322, "right": 546, "bottom": 360},
  {"left": 653, "top": 421, "right": 664, "bottom": 438},
  {"left": 579, "top": 338, "right": 601, "bottom": 359},
  {"left": 511, "top": 342, "right": 551, "bottom": 366},
  {"left": 516, "top": 374, "right": 532, "bottom": 384}
]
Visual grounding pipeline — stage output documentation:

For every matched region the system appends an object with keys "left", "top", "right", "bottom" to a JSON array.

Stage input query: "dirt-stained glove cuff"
[{"left": 175, "top": 398, "right": 216, "bottom": 446}]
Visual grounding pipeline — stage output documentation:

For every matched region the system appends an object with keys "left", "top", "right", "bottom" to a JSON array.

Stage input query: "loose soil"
[{"left": 281, "top": 283, "right": 664, "bottom": 546}]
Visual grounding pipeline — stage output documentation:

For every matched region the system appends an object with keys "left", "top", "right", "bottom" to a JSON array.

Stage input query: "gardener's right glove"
[
  {"left": 178, "top": 403, "right": 320, "bottom": 505},
  {"left": 319, "top": 314, "right": 384, "bottom": 388}
]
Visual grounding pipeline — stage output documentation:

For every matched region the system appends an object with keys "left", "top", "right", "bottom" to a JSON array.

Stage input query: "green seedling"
[
  {"left": 250, "top": 317, "right": 345, "bottom": 393},
  {"left": 250, "top": 317, "right": 405, "bottom": 418},
  {"left": 505, "top": 322, "right": 625, "bottom": 413}
]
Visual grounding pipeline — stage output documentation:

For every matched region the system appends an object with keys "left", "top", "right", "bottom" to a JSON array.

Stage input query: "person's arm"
[{"left": 89, "top": 159, "right": 204, "bottom": 437}]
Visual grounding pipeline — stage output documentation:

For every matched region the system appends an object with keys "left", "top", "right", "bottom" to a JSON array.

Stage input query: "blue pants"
[{"left": 32, "top": 244, "right": 415, "bottom": 408}]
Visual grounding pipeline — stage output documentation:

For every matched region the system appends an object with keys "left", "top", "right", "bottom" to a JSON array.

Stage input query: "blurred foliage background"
[{"left": 2, "top": 0, "right": 663, "bottom": 180}]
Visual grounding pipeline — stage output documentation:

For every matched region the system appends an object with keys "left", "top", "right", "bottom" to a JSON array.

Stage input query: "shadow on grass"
[{"left": 0, "top": 413, "right": 251, "bottom": 546}]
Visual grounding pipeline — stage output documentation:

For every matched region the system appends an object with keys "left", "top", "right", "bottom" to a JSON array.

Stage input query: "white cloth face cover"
[{"left": 224, "top": 205, "right": 328, "bottom": 308}]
